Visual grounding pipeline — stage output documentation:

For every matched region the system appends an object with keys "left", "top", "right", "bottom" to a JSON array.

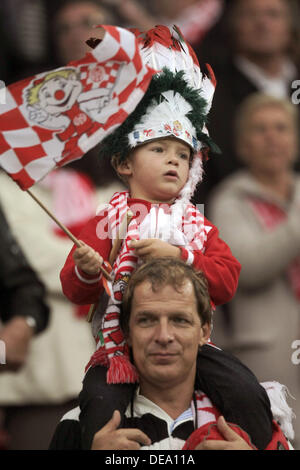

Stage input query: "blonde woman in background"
[{"left": 209, "top": 93, "right": 300, "bottom": 448}]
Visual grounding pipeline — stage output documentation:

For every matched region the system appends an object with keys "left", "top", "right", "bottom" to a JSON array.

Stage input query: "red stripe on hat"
[{"left": 205, "top": 63, "right": 217, "bottom": 88}]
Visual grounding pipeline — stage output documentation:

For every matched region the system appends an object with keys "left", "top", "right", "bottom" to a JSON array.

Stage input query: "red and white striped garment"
[{"left": 86, "top": 191, "right": 208, "bottom": 383}]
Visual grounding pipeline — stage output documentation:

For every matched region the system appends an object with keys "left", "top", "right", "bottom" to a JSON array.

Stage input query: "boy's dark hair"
[
  {"left": 110, "top": 139, "right": 194, "bottom": 186},
  {"left": 120, "top": 257, "right": 212, "bottom": 336}
]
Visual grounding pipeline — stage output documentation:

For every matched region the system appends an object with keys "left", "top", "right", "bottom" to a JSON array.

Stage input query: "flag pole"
[{"left": 26, "top": 189, "right": 113, "bottom": 281}]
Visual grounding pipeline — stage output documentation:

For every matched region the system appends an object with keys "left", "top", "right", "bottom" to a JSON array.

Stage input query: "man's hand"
[
  {"left": 130, "top": 239, "right": 181, "bottom": 261},
  {"left": 0, "top": 316, "right": 34, "bottom": 372},
  {"left": 91, "top": 410, "right": 151, "bottom": 450},
  {"left": 73, "top": 241, "right": 103, "bottom": 275},
  {"left": 196, "top": 416, "right": 254, "bottom": 450}
]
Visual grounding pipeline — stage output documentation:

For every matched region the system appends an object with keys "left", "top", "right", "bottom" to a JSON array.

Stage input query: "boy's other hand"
[
  {"left": 129, "top": 239, "right": 180, "bottom": 261},
  {"left": 73, "top": 241, "right": 103, "bottom": 275},
  {"left": 195, "top": 416, "right": 254, "bottom": 450}
]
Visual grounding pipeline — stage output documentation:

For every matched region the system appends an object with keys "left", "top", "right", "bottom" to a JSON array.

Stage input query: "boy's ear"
[{"left": 116, "top": 159, "right": 133, "bottom": 178}]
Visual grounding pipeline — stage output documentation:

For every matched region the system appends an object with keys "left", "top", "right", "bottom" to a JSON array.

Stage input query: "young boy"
[{"left": 60, "top": 25, "right": 274, "bottom": 449}]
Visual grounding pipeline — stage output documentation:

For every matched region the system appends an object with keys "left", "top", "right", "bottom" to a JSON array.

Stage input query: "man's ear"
[
  {"left": 199, "top": 322, "right": 211, "bottom": 347},
  {"left": 116, "top": 159, "right": 133, "bottom": 178},
  {"left": 126, "top": 330, "right": 132, "bottom": 347}
]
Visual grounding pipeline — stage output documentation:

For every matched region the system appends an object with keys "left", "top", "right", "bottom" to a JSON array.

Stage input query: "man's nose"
[
  {"left": 264, "top": 126, "right": 281, "bottom": 142},
  {"left": 154, "top": 320, "right": 174, "bottom": 345}
]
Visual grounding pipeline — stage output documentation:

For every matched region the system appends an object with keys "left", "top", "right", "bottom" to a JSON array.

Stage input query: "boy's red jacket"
[{"left": 60, "top": 198, "right": 241, "bottom": 306}]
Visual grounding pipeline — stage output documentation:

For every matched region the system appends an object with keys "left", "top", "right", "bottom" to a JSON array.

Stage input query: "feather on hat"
[{"left": 90, "top": 24, "right": 219, "bottom": 200}]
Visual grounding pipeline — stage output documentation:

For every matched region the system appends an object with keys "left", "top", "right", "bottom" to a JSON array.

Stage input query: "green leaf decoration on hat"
[{"left": 99, "top": 69, "right": 220, "bottom": 163}]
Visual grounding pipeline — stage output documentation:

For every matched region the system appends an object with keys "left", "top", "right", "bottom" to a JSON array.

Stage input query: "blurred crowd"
[{"left": 0, "top": 0, "right": 300, "bottom": 450}]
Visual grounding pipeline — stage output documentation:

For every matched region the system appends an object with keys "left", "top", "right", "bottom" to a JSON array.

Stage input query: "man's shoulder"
[
  {"left": 212, "top": 58, "right": 258, "bottom": 106},
  {"left": 49, "top": 407, "right": 81, "bottom": 450}
]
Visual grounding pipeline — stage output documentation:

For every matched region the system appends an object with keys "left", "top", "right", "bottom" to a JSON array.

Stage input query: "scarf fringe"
[
  {"left": 261, "top": 381, "right": 295, "bottom": 441},
  {"left": 106, "top": 355, "right": 139, "bottom": 384},
  {"left": 85, "top": 346, "right": 109, "bottom": 372}
]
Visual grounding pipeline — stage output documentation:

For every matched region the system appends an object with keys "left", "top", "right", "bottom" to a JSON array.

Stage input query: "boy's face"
[{"left": 117, "top": 138, "right": 191, "bottom": 203}]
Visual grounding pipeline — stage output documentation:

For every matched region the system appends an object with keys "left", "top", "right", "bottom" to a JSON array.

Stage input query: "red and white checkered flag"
[{"left": 0, "top": 25, "right": 156, "bottom": 190}]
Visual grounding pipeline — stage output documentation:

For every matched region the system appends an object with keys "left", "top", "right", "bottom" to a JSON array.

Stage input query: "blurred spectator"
[
  {"left": 50, "top": 0, "right": 124, "bottom": 190},
  {"left": 0, "top": 203, "right": 50, "bottom": 449},
  {"left": 0, "top": 6, "right": 9, "bottom": 84},
  {"left": 1, "top": 0, "right": 49, "bottom": 82},
  {"left": 2, "top": 0, "right": 224, "bottom": 83},
  {"left": 53, "top": 0, "right": 224, "bottom": 48},
  {"left": 103, "top": 0, "right": 224, "bottom": 47},
  {"left": 149, "top": 0, "right": 224, "bottom": 47},
  {"left": 51, "top": 0, "right": 114, "bottom": 64},
  {"left": 0, "top": 204, "right": 49, "bottom": 371},
  {"left": 208, "top": 93, "right": 300, "bottom": 447},
  {"left": 0, "top": 1, "right": 124, "bottom": 448},
  {"left": 102, "top": 0, "right": 156, "bottom": 30},
  {"left": 0, "top": 170, "right": 98, "bottom": 450},
  {"left": 193, "top": 0, "right": 300, "bottom": 204}
]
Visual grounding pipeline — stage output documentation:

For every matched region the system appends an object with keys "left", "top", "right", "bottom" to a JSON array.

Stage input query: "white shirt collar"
[
  {"left": 125, "top": 387, "right": 194, "bottom": 435},
  {"left": 234, "top": 55, "right": 297, "bottom": 99}
]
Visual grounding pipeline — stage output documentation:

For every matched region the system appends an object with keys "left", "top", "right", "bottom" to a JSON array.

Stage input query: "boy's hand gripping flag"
[{"left": 0, "top": 26, "right": 156, "bottom": 190}]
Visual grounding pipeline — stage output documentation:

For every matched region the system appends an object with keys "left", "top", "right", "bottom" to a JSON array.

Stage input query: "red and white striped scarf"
[
  {"left": 86, "top": 191, "right": 207, "bottom": 383},
  {"left": 182, "top": 390, "right": 256, "bottom": 450},
  {"left": 249, "top": 197, "right": 300, "bottom": 301},
  {"left": 183, "top": 383, "right": 291, "bottom": 450}
]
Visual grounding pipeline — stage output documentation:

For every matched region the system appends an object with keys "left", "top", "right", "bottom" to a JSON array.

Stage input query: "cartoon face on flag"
[
  {"left": 24, "top": 65, "right": 116, "bottom": 161},
  {"left": 0, "top": 26, "right": 156, "bottom": 190}
]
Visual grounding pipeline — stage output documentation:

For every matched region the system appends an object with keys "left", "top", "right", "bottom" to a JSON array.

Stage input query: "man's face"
[
  {"left": 54, "top": 2, "right": 108, "bottom": 63},
  {"left": 232, "top": 0, "right": 291, "bottom": 57},
  {"left": 127, "top": 281, "right": 211, "bottom": 391}
]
